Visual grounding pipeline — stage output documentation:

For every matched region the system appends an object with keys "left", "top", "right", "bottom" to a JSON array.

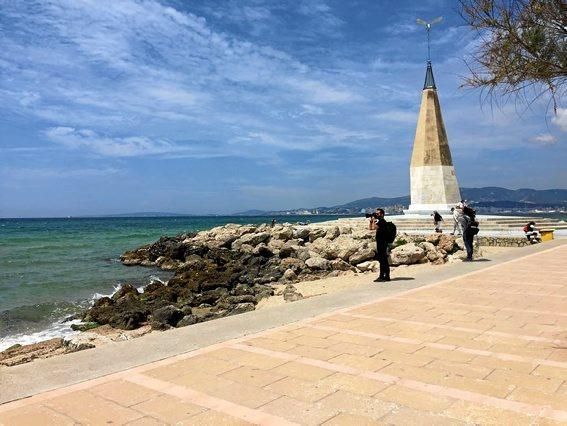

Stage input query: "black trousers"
[{"left": 376, "top": 242, "right": 390, "bottom": 278}]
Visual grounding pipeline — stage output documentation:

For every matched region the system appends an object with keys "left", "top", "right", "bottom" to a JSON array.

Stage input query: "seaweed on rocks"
[{"left": 86, "top": 222, "right": 471, "bottom": 333}]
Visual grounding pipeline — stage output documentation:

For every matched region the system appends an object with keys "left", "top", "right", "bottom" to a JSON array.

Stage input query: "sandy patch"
[{"left": 256, "top": 245, "right": 520, "bottom": 310}]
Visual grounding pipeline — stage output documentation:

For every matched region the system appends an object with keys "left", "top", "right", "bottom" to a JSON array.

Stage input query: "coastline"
[{"left": 1, "top": 216, "right": 521, "bottom": 367}]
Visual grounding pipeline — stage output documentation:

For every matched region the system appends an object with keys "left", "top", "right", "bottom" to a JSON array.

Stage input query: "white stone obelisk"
[{"left": 405, "top": 61, "right": 461, "bottom": 215}]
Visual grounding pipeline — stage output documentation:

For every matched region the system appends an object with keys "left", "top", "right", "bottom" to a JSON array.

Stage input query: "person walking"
[
  {"left": 432, "top": 211, "right": 443, "bottom": 233},
  {"left": 451, "top": 206, "right": 468, "bottom": 236},
  {"left": 373, "top": 208, "right": 390, "bottom": 282},
  {"left": 463, "top": 219, "right": 479, "bottom": 261}
]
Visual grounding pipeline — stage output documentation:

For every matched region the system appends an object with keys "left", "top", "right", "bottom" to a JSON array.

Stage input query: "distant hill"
[
  {"left": 461, "top": 187, "right": 567, "bottom": 204},
  {"left": 232, "top": 187, "right": 567, "bottom": 215}
]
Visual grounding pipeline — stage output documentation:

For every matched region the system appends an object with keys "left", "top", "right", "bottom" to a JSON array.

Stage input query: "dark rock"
[
  {"left": 230, "top": 303, "right": 255, "bottom": 315},
  {"left": 84, "top": 297, "right": 115, "bottom": 324},
  {"left": 226, "top": 294, "right": 256, "bottom": 304},
  {"left": 176, "top": 315, "right": 198, "bottom": 327},
  {"left": 151, "top": 305, "right": 184, "bottom": 327},
  {"left": 120, "top": 245, "right": 150, "bottom": 266},
  {"left": 183, "top": 245, "right": 209, "bottom": 259},
  {"left": 150, "top": 320, "right": 172, "bottom": 331},
  {"left": 112, "top": 283, "right": 139, "bottom": 301},
  {"left": 253, "top": 244, "right": 274, "bottom": 257},
  {"left": 192, "top": 287, "right": 229, "bottom": 305},
  {"left": 70, "top": 322, "right": 99, "bottom": 332},
  {"left": 108, "top": 293, "right": 148, "bottom": 330},
  {"left": 148, "top": 236, "right": 185, "bottom": 261},
  {"left": 233, "top": 283, "right": 255, "bottom": 296}
]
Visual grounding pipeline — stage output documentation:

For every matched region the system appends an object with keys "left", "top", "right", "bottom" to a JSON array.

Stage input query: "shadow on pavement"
[{"left": 390, "top": 277, "right": 415, "bottom": 281}]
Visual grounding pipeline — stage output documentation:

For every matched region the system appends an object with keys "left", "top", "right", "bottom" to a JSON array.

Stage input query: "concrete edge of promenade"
[{"left": 1, "top": 239, "right": 565, "bottom": 405}]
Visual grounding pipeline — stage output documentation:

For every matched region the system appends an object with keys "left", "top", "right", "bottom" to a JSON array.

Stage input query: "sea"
[{"left": 0, "top": 215, "right": 345, "bottom": 351}]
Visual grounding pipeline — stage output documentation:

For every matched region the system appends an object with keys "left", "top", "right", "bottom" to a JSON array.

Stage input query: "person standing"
[
  {"left": 373, "top": 208, "right": 390, "bottom": 282},
  {"left": 463, "top": 219, "right": 479, "bottom": 261},
  {"left": 450, "top": 207, "right": 460, "bottom": 235}
]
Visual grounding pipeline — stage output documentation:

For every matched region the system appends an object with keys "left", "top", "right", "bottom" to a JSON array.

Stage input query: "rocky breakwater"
[{"left": 85, "top": 223, "right": 471, "bottom": 332}]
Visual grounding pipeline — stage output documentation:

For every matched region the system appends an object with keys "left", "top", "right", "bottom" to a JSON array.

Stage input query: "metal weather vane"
[{"left": 416, "top": 16, "right": 443, "bottom": 62}]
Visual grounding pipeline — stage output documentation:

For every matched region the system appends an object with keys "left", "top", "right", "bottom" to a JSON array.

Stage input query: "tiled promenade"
[{"left": 1, "top": 244, "right": 566, "bottom": 425}]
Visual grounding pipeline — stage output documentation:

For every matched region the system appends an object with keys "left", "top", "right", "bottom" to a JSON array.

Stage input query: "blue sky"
[{"left": 0, "top": 0, "right": 565, "bottom": 217}]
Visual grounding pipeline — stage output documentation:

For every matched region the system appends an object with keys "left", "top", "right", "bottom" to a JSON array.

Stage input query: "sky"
[{"left": 0, "top": 0, "right": 565, "bottom": 217}]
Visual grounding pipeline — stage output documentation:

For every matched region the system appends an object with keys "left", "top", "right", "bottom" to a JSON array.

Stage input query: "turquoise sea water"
[{"left": 0, "top": 215, "right": 344, "bottom": 349}]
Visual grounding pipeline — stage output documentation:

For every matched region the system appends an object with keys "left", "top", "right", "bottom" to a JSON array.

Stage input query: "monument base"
[{"left": 403, "top": 203, "right": 455, "bottom": 216}]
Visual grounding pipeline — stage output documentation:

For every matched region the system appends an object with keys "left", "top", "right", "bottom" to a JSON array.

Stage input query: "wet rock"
[
  {"left": 0, "top": 338, "right": 68, "bottom": 367},
  {"left": 112, "top": 283, "right": 139, "bottom": 301},
  {"left": 70, "top": 322, "right": 99, "bottom": 332}
]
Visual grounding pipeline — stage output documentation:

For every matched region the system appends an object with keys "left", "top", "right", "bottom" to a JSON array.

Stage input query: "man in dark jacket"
[
  {"left": 374, "top": 208, "right": 390, "bottom": 282},
  {"left": 463, "top": 219, "right": 479, "bottom": 261}
]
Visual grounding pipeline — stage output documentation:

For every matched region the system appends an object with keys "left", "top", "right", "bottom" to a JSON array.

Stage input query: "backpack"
[
  {"left": 385, "top": 221, "right": 397, "bottom": 243},
  {"left": 462, "top": 206, "right": 476, "bottom": 220}
]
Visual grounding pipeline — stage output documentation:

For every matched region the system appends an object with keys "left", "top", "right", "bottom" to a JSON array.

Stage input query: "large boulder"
[
  {"left": 109, "top": 293, "right": 148, "bottom": 330},
  {"left": 283, "top": 268, "right": 298, "bottom": 281},
  {"left": 232, "top": 232, "right": 271, "bottom": 250},
  {"left": 309, "top": 238, "right": 335, "bottom": 259},
  {"left": 438, "top": 234, "right": 456, "bottom": 253},
  {"left": 334, "top": 235, "right": 363, "bottom": 261},
  {"left": 273, "top": 227, "right": 294, "bottom": 240},
  {"left": 305, "top": 256, "right": 330, "bottom": 270},
  {"left": 349, "top": 247, "right": 375, "bottom": 265},
  {"left": 389, "top": 243, "right": 426, "bottom": 265},
  {"left": 325, "top": 226, "right": 340, "bottom": 240},
  {"left": 148, "top": 236, "right": 185, "bottom": 261},
  {"left": 330, "top": 259, "right": 354, "bottom": 271},
  {"left": 356, "top": 260, "right": 379, "bottom": 272},
  {"left": 309, "top": 228, "right": 327, "bottom": 242},
  {"left": 151, "top": 305, "right": 184, "bottom": 329},
  {"left": 279, "top": 257, "right": 305, "bottom": 273},
  {"left": 293, "top": 227, "right": 310, "bottom": 240}
]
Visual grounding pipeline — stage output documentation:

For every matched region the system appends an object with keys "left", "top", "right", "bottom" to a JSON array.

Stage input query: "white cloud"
[
  {"left": 1, "top": 167, "right": 120, "bottom": 180},
  {"left": 529, "top": 134, "right": 557, "bottom": 146},
  {"left": 552, "top": 108, "right": 567, "bottom": 133},
  {"left": 44, "top": 127, "right": 179, "bottom": 157}
]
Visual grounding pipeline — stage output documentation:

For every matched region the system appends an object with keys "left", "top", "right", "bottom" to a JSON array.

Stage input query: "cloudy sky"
[{"left": 0, "top": 0, "right": 565, "bottom": 217}]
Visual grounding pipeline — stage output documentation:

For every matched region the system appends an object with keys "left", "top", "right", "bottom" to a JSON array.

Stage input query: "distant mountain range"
[{"left": 233, "top": 187, "right": 567, "bottom": 216}]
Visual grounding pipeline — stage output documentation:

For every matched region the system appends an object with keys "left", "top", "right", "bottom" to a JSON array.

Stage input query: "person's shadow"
[{"left": 390, "top": 277, "right": 415, "bottom": 281}]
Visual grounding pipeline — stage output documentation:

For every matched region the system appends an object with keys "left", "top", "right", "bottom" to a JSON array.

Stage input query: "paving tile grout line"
[
  {"left": 125, "top": 373, "right": 299, "bottom": 426},
  {"left": 230, "top": 343, "right": 567, "bottom": 422},
  {"left": 392, "top": 296, "right": 567, "bottom": 317},
  {"left": 341, "top": 313, "right": 567, "bottom": 345},
  {"left": 307, "top": 324, "right": 567, "bottom": 369},
  {"left": 428, "top": 286, "right": 567, "bottom": 299},
  {"left": 0, "top": 242, "right": 563, "bottom": 413}
]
